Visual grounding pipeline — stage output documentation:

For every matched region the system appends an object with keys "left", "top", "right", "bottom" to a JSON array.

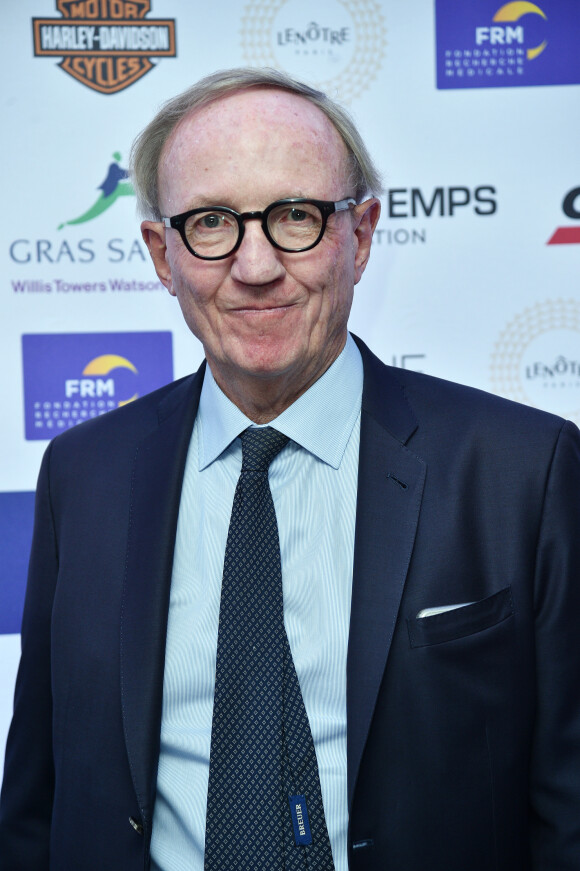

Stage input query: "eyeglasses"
[{"left": 162, "top": 197, "right": 356, "bottom": 260}]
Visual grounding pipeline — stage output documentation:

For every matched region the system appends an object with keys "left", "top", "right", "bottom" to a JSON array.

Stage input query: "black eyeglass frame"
[{"left": 162, "top": 197, "right": 356, "bottom": 260}]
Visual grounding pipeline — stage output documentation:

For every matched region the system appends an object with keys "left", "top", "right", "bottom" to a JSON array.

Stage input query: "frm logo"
[
  {"left": 475, "top": 2, "right": 547, "bottom": 60},
  {"left": 64, "top": 353, "right": 137, "bottom": 401},
  {"left": 434, "top": 0, "right": 580, "bottom": 89},
  {"left": 21, "top": 332, "right": 174, "bottom": 440}
]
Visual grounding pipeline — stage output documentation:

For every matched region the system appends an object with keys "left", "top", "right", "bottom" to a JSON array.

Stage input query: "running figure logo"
[{"left": 58, "top": 151, "right": 134, "bottom": 230}]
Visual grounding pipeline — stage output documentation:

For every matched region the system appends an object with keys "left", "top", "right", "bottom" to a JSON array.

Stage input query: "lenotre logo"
[{"left": 241, "top": 0, "right": 386, "bottom": 103}]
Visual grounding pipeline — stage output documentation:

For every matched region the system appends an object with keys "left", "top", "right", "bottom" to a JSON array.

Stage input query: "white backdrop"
[{"left": 1, "top": 0, "right": 579, "bottom": 778}]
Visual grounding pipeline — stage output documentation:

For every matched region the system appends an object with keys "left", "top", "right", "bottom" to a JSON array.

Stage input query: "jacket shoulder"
[
  {"left": 42, "top": 370, "right": 202, "bottom": 489},
  {"left": 354, "top": 334, "right": 575, "bottom": 452},
  {"left": 51, "top": 372, "right": 198, "bottom": 449},
  {"left": 397, "top": 365, "right": 569, "bottom": 441}
]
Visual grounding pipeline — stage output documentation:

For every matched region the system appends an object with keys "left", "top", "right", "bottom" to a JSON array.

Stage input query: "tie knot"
[{"left": 240, "top": 427, "right": 289, "bottom": 472}]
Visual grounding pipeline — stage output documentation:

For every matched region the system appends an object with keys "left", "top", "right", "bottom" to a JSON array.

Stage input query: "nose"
[{"left": 229, "top": 218, "right": 286, "bottom": 287}]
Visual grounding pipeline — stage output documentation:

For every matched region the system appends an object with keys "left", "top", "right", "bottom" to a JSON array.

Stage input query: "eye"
[
  {"left": 199, "top": 213, "right": 226, "bottom": 229},
  {"left": 272, "top": 204, "right": 319, "bottom": 227},
  {"left": 185, "top": 210, "right": 237, "bottom": 238},
  {"left": 288, "top": 208, "right": 309, "bottom": 223}
]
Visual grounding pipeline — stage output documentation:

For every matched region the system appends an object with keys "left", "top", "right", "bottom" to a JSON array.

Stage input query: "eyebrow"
[{"left": 182, "top": 194, "right": 311, "bottom": 211}]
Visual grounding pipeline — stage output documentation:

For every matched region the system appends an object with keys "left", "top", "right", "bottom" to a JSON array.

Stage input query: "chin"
[{"left": 229, "top": 340, "right": 303, "bottom": 380}]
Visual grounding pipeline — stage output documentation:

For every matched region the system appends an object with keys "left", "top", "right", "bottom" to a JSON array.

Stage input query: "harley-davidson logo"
[{"left": 32, "top": 1, "right": 177, "bottom": 95}]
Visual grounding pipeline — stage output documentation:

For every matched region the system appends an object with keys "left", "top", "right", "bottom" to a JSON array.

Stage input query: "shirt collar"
[{"left": 197, "top": 332, "right": 363, "bottom": 471}]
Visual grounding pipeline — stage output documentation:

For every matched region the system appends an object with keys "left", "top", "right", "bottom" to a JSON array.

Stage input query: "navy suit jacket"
[{"left": 1, "top": 336, "right": 580, "bottom": 870}]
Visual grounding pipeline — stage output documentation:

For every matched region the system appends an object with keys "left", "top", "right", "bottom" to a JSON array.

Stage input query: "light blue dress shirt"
[{"left": 150, "top": 333, "right": 363, "bottom": 871}]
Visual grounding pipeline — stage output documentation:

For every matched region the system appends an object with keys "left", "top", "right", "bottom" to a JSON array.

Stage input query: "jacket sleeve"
[
  {"left": 0, "top": 443, "right": 58, "bottom": 870},
  {"left": 530, "top": 419, "right": 580, "bottom": 868}
]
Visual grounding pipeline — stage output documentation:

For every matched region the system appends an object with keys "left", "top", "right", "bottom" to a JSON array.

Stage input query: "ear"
[
  {"left": 352, "top": 198, "right": 381, "bottom": 284},
  {"left": 141, "top": 221, "right": 175, "bottom": 295}
]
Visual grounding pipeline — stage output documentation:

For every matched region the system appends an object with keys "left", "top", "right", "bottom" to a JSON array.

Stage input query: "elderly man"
[{"left": 1, "top": 68, "right": 580, "bottom": 871}]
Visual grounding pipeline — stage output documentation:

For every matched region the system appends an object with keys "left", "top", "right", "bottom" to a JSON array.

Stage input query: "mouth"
[{"left": 229, "top": 302, "right": 298, "bottom": 314}]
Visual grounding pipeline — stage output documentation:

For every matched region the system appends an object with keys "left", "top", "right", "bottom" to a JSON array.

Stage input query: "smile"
[{"left": 229, "top": 303, "right": 297, "bottom": 314}]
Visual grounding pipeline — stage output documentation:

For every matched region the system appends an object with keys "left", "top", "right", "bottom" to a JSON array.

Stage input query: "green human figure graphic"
[{"left": 58, "top": 151, "right": 134, "bottom": 230}]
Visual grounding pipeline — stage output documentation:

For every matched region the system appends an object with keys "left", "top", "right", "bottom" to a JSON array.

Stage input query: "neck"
[{"left": 208, "top": 337, "right": 347, "bottom": 424}]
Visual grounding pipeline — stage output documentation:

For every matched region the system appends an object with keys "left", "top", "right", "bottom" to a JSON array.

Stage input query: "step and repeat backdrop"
[{"left": 1, "top": 0, "right": 579, "bottom": 775}]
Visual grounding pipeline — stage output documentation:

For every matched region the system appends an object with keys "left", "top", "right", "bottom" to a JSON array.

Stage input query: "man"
[{"left": 1, "top": 67, "right": 579, "bottom": 871}]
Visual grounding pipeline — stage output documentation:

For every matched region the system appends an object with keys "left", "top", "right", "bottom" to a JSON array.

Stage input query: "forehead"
[{"left": 158, "top": 88, "right": 349, "bottom": 211}]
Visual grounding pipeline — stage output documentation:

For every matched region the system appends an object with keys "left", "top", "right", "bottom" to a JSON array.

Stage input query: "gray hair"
[{"left": 130, "top": 67, "right": 384, "bottom": 219}]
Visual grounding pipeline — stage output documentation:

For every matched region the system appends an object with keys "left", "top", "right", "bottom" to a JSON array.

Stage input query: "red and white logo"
[{"left": 547, "top": 187, "right": 580, "bottom": 245}]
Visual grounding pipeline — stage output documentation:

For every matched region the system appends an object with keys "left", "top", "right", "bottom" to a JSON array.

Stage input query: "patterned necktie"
[{"left": 204, "top": 427, "right": 335, "bottom": 870}]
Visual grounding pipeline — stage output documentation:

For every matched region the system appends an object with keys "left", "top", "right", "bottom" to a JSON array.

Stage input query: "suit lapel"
[
  {"left": 120, "top": 366, "right": 205, "bottom": 829},
  {"left": 347, "top": 338, "right": 426, "bottom": 808}
]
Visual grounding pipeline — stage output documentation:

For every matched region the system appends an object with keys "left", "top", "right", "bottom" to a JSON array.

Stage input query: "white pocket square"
[{"left": 417, "top": 602, "right": 475, "bottom": 618}]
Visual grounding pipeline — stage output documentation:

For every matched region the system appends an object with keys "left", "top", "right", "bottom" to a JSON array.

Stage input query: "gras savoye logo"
[
  {"left": 240, "top": 0, "right": 387, "bottom": 103},
  {"left": 436, "top": 0, "right": 580, "bottom": 88},
  {"left": 490, "top": 299, "right": 580, "bottom": 425},
  {"left": 22, "top": 331, "right": 173, "bottom": 440},
  {"left": 32, "top": 0, "right": 177, "bottom": 94}
]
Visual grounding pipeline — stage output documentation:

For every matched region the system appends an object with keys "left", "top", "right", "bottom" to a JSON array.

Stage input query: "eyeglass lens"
[{"left": 183, "top": 202, "right": 325, "bottom": 257}]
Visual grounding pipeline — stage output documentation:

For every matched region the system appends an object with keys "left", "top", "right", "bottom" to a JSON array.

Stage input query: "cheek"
[
  {"left": 319, "top": 253, "right": 356, "bottom": 330},
  {"left": 169, "top": 272, "right": 218, "bottom": 343},
  {"left": 169, "top": 253, "right": 223, "bottom": 310},
  {"left": 318, "top": 247, "right": 355, "bottom": 308},
  {"left": 292, "top": 240, "right": 352, "bottom": 295}
]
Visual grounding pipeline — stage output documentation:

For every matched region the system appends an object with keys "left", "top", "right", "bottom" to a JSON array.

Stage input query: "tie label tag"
[{"left": 289, "top": 794, "right": 312, "bottom": 846}]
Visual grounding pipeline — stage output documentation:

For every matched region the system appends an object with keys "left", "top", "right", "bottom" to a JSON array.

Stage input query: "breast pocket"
[{"left": 407, "top": 586, "right": 514, "bottom": 648}]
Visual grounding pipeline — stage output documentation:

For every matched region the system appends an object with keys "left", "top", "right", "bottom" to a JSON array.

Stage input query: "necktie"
[{"left": 204, "top": 427, "right": 335, "bottom": 870}]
